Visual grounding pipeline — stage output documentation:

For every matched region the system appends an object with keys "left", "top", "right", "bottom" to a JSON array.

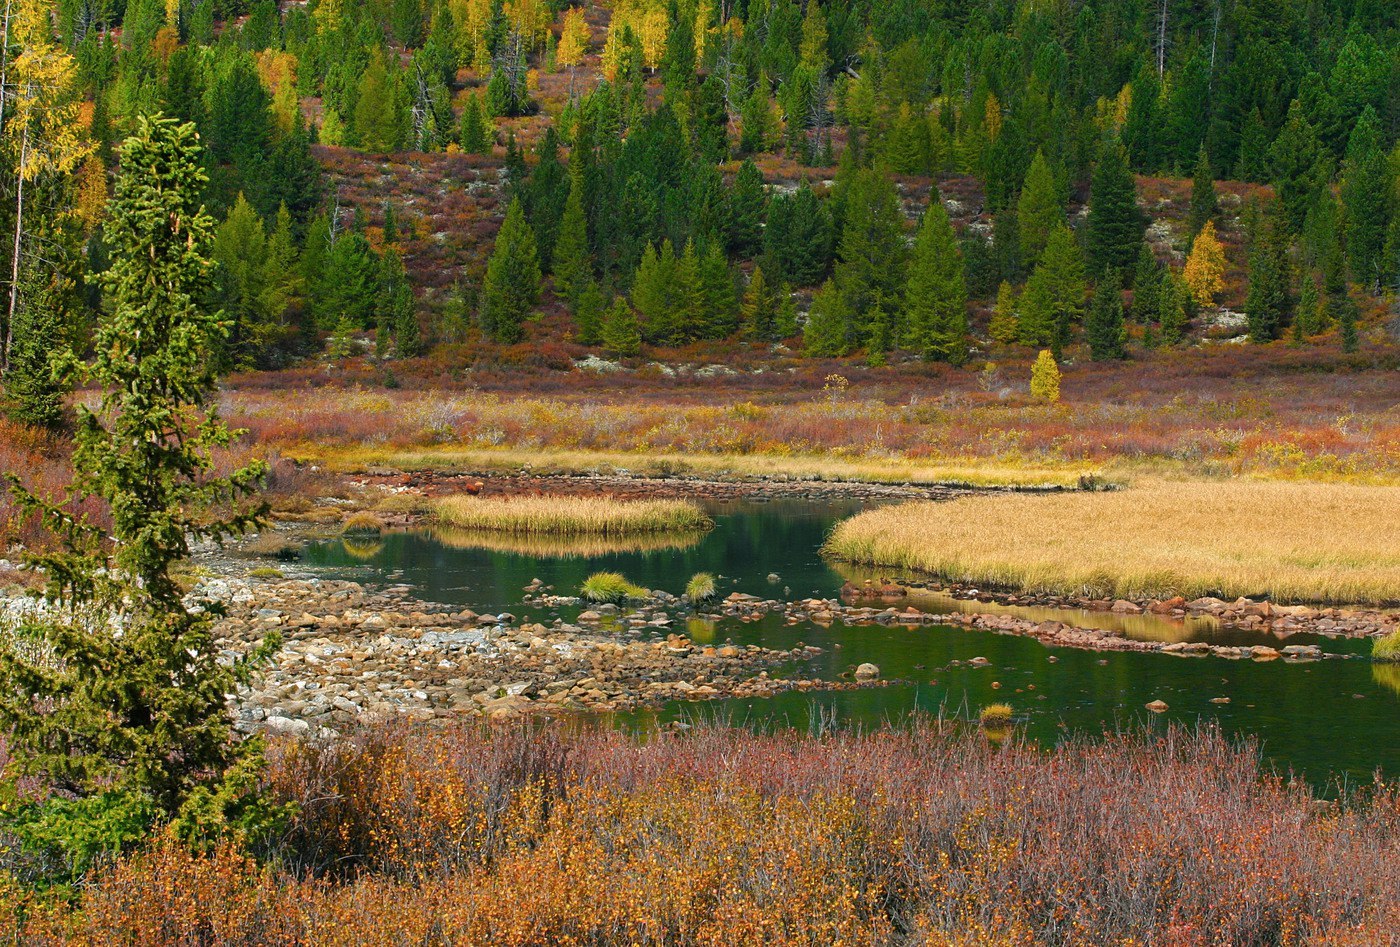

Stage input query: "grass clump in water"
[
  {"left": 686, "top": 572, "right": 717, "bottom": 602},
  {"left": 580, "top": 571, "right": 648, "bottom": 603},
  {"left": 1373, "top": 630, "right": 1400, "bottom": 662},
  {"left": 434, "top": 495, "right": 711, "bottom": 536},
  {"left": 979, "top": 703, "right": 1014, "bottom": 727},
  {"left": 342, "top": 511, "right": 386, "bottom": 534}
]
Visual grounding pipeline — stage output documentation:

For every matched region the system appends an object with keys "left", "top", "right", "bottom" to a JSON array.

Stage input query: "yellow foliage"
[
  {"left": 984, "top": 92, "right": 1002, "bottom": 142},
  {"left": 505, "top": 0, "right": 552, "bottom": 48},
  {"left": 556, "top": 7, "right": 590, "bottom": 69},
  {"left": 9, "top": 0, "right": 92, "bottom": 183},
  {"left": 74, "top": 154, "right": 107, "bottom": 237},
  {"left": 1029, "top": 350, "right": 1060, "bottom": 402},
  {"left": 1183, "top": 220, "right": 1227, "bottom": 306}
]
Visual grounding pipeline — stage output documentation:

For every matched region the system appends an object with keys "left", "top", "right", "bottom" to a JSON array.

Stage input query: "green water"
[{"left": 301, "top": 499, "right": 1397, "bottom": 786}]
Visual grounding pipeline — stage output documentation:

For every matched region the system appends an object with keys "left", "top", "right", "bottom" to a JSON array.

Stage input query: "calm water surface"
[{"left": 301, "top": 499, "right": 1398, "bottom": 786}]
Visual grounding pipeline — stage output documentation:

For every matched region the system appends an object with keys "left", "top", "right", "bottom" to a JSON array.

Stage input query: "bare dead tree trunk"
[
  {"left": 5, "top": 121, "right": 24, "bottom": 370},
  {"left": 1156, "top": 0, "right": 1168, "bottom": 77}
]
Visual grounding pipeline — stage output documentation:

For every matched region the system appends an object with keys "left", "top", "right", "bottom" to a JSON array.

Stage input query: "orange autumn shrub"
[{"left": 10, "top": 721, "right": 1397, "bottom": 945}]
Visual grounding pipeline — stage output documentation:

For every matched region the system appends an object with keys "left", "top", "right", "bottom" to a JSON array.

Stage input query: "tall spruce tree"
[
  {"left": 1017, "top": 150, "right": 1063, "bottom": 263},
  {"left": 1341, "top": 107, "right": 1392, "bottom": 291},
  {"left": 0, "top": 117, "right": 279, "bottom": 879},
  {"left": 552, "top": 173, "right": 591, "bottom": 305},
  {"left": 3, "top": 268, "right": 70, "bottom": 430},
  {"left": 1019, "top": 223, "right": 1086, "bottom": 352},
  {"left": 480, "top": 198, "right": 541, "bottom": 343},
  {"left": 903, "top": 197, "right": 968, "bottom": 363},
  {"left": 1086, "top": 139, "right": 1146, "bottom": 277},
  {"left": 1245, "top": 215, "right": 1294, "bottom": 342},
  {"left": 1086, "top": 270, "right": 1127, "bottom": 360},
  {"left": 1188, "top": 147, "right": 1219, "bottom": 238}
]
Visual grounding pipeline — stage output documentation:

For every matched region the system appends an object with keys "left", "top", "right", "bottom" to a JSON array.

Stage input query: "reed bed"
[
  {"left": 826, "top": 479, "right": 1400, "bottom": 605},
  {"left": 8, "top": 720, "right": 1396, "bottom": 945},
  {"left": 432, "top": 495, "right": 712, "bottom": 536}
]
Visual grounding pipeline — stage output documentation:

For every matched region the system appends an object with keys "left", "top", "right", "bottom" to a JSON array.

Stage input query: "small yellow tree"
[
  {"left": 1030, "top": 350, "right": 1061, "bottom": 402},
  {"left": 1183, "top": 220, "right": 1227, "bottom": 306},
  {"left": 557, "top": 7, "right": 590, "bottom": 70}
]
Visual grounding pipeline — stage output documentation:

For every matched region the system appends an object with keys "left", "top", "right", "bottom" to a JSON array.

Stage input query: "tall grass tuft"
[
  {"left": 826, "top": 479, "right": 1400, "bottom": 605},
  {"left": 1373, "top": 630, "right": 1400, "bottom": 662},
  {"left": 685, "top": 572, "right": 717, "bottom": 602},
  {"left": 433, "top": 495, "right": 711, "bottom": 536},
  {"left": 580, "top": 571, "right": 648, "bottom": 603}
]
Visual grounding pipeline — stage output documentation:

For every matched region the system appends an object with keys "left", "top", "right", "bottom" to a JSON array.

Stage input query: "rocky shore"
[
  {"left": 208, "top": 576, "right": 861, "bottom": 739},
  {"left": 353, "top": 469, "right": 981, "bottom": 504},
  {"left": 886, "top": 580, "right": 1400, "bottom": 643}
]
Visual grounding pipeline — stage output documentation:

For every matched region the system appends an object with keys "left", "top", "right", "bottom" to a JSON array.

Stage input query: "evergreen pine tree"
[
  {"left": 3, "top": 268, "right": 70, "bottom": 430},
  {"left": 0, "top": 117, "right": 278, "bottom": 876},
  {"left": 212, "top": 192, "right": 268, "bottom": 368},
  {"left": 601, "top": 296, "right": 641, "bottom": 356},
  {"left": 1270, "top": 100, "right": 1329, "bottom": 231},
  {"left": 382, "top": 201, "right": 399, "bottom": 244},
  {"left": 460, "top": 92, "right": 493, "bottom": 154},
  {"left": 1017, "top": 150, "right": 1063, "bottom": 263},
  {"left": 988, "top": 281, "right": 1019, "bottom": 344},
  {"left": 742, "top": 266, "right": 777, "bottom": 341},
  {"left": 1132, "top": 244, "right": 1162, "bottom": 324},
  {"left": 479, "top": 198, "right": 541, "bottom": 343},
  {"left": 1296, "top": 269, "right": 1323, "bottom": 337},
  {"left": 1338, "top": 292, "right": 1359, "bottom": 352},
  {"left": 1086, "top": 138, "right": 1146, "bottom": 276},
  {"left": 378, "top": 247, "right": 419, "bottom": 357},
  {"left": 833, "top": 169, "right": 908, "bottom": 346},
  {"left": 803, "top": 280, "right": 853, "bottom": 356},
  {"left": 774, "top": 288, "right": 798, "bottom": 339},
  {"left": 1158, "top": 270, "right": 1189, "bottom": 345},
  {"left": 1018, "top": 223, "right": 1086, "bottom": 352},
  {"left": 552, "top": 173, "right": 591, "bottom": 304},
  {"left": 1086, "top": 270, "right": 1127, "bottom": 360},
  {"left": 1188, "top": 147, "right": 1219, "bottom": 238},
  {"left": 573, "top": 279, "right": 605, "bottom": 346},
  {"left": 1341, "top": 107, "right": 1392, "bottom": 291},
  {"left": 903, "top": 197, "right": 968, "bottom": 363},
  {"left": 321, "top": 231, "right": 379, "bottom": 329},
  {"left": 1245, "top": 216, "right": 1293, "bottom": 342},
  {"left": 697, "top": 241, "right": 738, "bottom": 338},
  {"left": 725, "top": 160, "right": 768, "bottom": 258}
]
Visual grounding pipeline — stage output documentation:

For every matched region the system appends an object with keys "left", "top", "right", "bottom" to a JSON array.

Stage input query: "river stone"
[
  {"left": 854, "top": 663, "right": 880, "bottom": 680},
  {"left": 1145, "top": 699, "right": 1169, "bottom": 713}
]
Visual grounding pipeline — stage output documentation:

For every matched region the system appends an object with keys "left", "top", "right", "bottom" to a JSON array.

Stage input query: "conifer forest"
[{"left": 0, "top": 0, "right": 1398, "bottom": 942}]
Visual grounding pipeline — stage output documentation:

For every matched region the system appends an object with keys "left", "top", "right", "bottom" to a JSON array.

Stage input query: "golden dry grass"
[
  {"left": 826, "top": 479, "right": 1400, "bottom": 605},
  {"left": 433, "top": 494, "right": 712, "bottom": 535},
  {"left": 430, "top": 526, "right": 704, "bottom": 558},
  {"left": 288, "top": 445, "right": 1094, "bottom": 489}
]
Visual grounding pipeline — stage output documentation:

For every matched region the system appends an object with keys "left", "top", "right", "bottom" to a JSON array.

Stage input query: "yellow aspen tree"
[
  {"left": 600, "top": 20, "right": 627, "bottom": 81},
  {"left": 4, "top": 0, "right": 92, "bottom": 363},
  {"left": 638, "top": 5, "right": 669, "bottom": 71},
  {"left": 557, "top": 7, "right": 590, "bottom": 69},
  {"left": 1183, "top": 220, "right": 1227, "bottom": 306},
  {"left": 694, "top": 0, "right": 714, "bottom": 62}
]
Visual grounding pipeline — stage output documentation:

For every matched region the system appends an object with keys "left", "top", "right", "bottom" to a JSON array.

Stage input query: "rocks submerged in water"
[{"left": 203, "top": 576, "right": 883, "bottom": 740}]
